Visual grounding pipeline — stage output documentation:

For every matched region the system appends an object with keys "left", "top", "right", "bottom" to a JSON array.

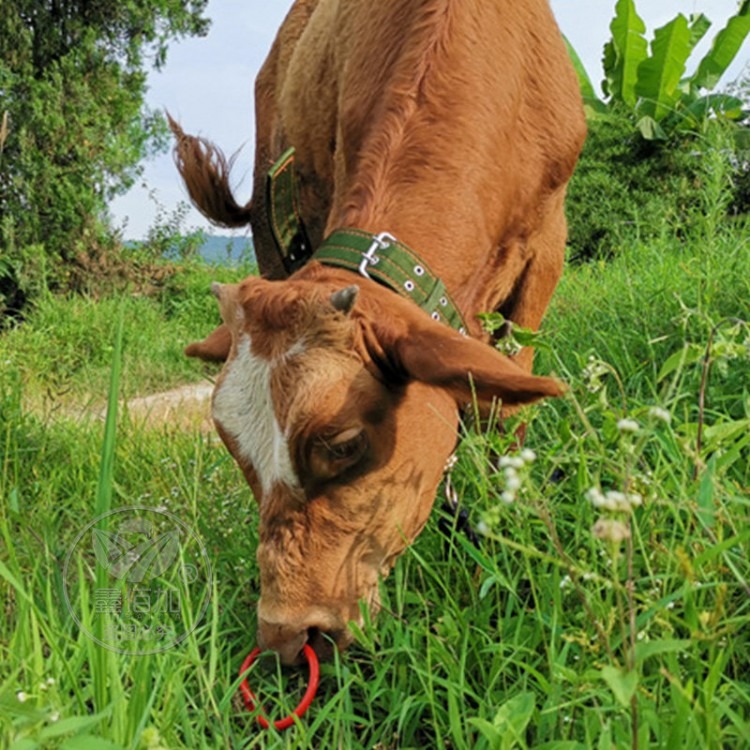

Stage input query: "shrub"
[{"left": 566, "top": 115, "right": 734, "bottom": 262}]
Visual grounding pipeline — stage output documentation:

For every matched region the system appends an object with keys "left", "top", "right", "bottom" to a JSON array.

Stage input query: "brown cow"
[{"left": 172, "top": 0, "right": 585, "bottom": 664}]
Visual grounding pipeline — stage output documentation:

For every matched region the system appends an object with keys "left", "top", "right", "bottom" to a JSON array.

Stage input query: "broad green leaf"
[
  {"left": 701, "top": 419, "right": 750, "bottom": 452},
  {"left": 634, "top": 639, "right": 691, "bottom": 665},
  {"left": 446, "top": 689, "right": 464, "bottom": 749},
  {"left": 493, "top": 691, "right": 535, "bottom": 748},
  {"left": 583, "top": 97, "right": 609, "bottom": 118},
  {"left": 604, "top": 0, "right": 648, "bottom": 106},
  {"left": 598, "top": 722, "right": 614, "bottom": 750},
  {"left": 679, "top": 94, "right": 746, "bottom": 129},
  {"left": 600, "top": 665, "right": 638, "bottom": 707},
  {"left": 694, "top": 529, "right": 750, "bottom": 567},
  {"left": 0, "top": 690, "right": 47, "bottom": 723},
  {"left": 8, "top": 485, "right": 19, "bottom": 513},
  {"left": 636, "top": 15, "right": 692, "bottom": 121},
  {"left": 477, "top": 311, "right": 506, "bottom": 335},
  {"left": 596, "top": 724, "right": 616, "bottom": 750},
  {"left": 692, "top": 4, "right": 750, "bottom": 92},
  {"left": 687, "top": 13, "right": 712, "bottom": 53},
  {"left": 565, "top": 36, "right": 601, "bottom": 106},
  {"left": 656, "top": 343, "right": 704, "bottom": 382},
  {"left": 636, "top": 115, "right": 667, "bottom": 141},
  {"left": 715, "top": 428, "right": 750, "bottom": 473},
  {"left": 468, "top": 717, "right": 501, "bottom": 746},
  {"left": 7, "top": 740, "right": 39, "bottom": 750},
  {"left": 512, "top": 325, "right": 543, "bottom": 348},
  {"left": 40, "top": 713, "right": 110, "bottom": 740},
  {"left": 60, "top": 737, "right": 124, "bottom": 750}
]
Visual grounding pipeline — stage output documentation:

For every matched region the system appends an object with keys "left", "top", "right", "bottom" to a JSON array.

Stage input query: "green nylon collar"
[
  {"left": 266, "top": 147, "right": 312, "bottom": 274},
  {"left": 266, "top": 149, "right": 467, "bottom": 334},
  {"left": 313, "top": 229, "right": 467, "bottom": 334}
]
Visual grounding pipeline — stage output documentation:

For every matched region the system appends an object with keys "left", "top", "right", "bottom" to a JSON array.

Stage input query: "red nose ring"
[{"left": 238, "top": 644, "right": 320, "bottom": 730}]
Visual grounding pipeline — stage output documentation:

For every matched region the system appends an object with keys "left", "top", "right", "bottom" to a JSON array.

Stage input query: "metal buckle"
[{"left": 358, "top": 232, "right": 397, "bottom": 279}]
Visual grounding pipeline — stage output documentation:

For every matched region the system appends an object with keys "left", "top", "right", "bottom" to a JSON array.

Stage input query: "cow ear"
[
  {"left": 184, "top": 323, "right": 232, "bottom": 362},
  {"left": 184, "top": 281, "right": 242, "bottom": 362},
  {"left": 384, "top": 317, "right": 564, "bottom": 406}
]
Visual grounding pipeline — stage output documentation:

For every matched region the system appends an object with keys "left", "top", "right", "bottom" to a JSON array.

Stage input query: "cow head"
[{"left": 187, "top": 270, "right": 562, "bottom": 663}]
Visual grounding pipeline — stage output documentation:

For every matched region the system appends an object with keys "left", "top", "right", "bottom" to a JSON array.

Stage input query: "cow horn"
[
  {"left": 210, "top": 281, "right": 223, "bottom": 299},
  {"left": 330, "top": 285, "right": 359, "bottom": 314}
]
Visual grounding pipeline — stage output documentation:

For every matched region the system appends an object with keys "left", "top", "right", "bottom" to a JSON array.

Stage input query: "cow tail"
[{"left": 167, "top": 113, "right": 253, "bottom": 228}]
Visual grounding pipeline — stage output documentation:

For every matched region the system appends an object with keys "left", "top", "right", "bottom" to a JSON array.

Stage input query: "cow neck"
[
  {"left": 313, "top": 228, "right": 467, "bottom": 334},
  {"left": 266, "top": 147, "right": 467, "bottom": 335}
]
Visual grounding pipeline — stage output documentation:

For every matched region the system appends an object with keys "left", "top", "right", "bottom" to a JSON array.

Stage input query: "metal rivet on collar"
[
  {"left": 440, "top": 297, "right": 448, "bottom": 306},
  {"left": 404, "top": 280, "right": 415, "bottom": 292},
  {"left": 431, "top": 311, "right": 440, "bottom": 321},
  {"left": 414, "top": 265, "right": 425, "bottom": 276}
]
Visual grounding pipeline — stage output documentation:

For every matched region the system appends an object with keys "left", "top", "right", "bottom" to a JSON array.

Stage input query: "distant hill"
[
  {"left": 124, "top": 235, "right": 256, "bottom": 266},
  {"left": 198, "top": 235, "right": 255, "bottom": 265}
]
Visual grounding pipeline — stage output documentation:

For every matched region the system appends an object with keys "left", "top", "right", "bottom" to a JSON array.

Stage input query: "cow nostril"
[{"left": 306, "top": 627, "right": 340, "bottom": 661}]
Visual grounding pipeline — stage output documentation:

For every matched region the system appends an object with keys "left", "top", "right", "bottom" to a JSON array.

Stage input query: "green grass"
[
  {"left": 0, "top": 258, "right": 248, "bottom": 410},
  {"left": 1, "top": 215, "right": 748, "bottom": 748}
]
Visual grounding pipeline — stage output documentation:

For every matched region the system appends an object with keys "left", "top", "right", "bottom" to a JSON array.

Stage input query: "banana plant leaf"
[
  {"left": 603, "top": 0, "right": 648, "bottom": 107},
  {"left": 691, "top": 2, "right": 750, "bottom": 92},
  {"left": 635, "top": 14, "right": 692, "bottom": 121}
]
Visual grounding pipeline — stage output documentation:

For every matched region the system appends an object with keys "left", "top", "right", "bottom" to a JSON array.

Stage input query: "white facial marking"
[{"left": 212, "top": 334, "right": 299, "bottom": 493}]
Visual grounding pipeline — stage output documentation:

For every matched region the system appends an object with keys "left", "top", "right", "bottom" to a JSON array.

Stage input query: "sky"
[{"left": 109, "top": 0, "right": 750, "bottom": 240}]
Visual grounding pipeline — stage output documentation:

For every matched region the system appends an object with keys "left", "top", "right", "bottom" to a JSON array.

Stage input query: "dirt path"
[{"left": 119, "top": 380, "right": 215, "bottom": 432}]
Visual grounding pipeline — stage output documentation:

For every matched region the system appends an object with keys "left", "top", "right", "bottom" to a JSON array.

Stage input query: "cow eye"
[
  {"left": 308, "top": 427, "right": 369, "bottom": 480},
  {"left": 325, "top": 428, "right": 367, "bottom": 462}
]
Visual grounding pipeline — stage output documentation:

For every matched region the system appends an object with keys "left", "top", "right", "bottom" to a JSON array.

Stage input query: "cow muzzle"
[{"left": 256, "top": 608, "right": 352, "bottom": 665}]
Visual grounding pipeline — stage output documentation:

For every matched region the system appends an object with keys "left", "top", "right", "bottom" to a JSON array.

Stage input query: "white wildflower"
[
  {"left": 500, "top": 491, "right": 515, "bottom": 504},
  {"left": 16, "top": 691, "right": 27, "bottom": 703},
  {"left": 617, "top": 418, "right": 640, "bottom": 433},
  {"left": 46, "top": 677, "right": 55, "bottom": 686},
  {"left": 49, "top": 711, "right": 60, "bottom": 722},
  {"left": 628, "top": 492, "right": 643, "bottom": 508},
  {"left": 592, "top": 518, "right": 631, "bottom": 543},
  {"left": 585, "top": 487, "right": 606, "bottom": 507},
  {"left": 520, "top": 448, "right": 537, "bottom": 463},
  {"left": 498, "top": 456, "right": 524, "bottom": 469},
  {"left": 604, "top": 490, "right": 643, "bottom": 512},
  {"left": 476, "top": 521, "right": 490, "bottom": 537},
  {"left": 648, "top": 407, "right": 671, "bottom": 423},
  {"left": 588, "top": 487, "right": 643, "bottom": 512},
  {"left": 605, "top": 490, "right": 627, "bottom": 511},
  {"left": 582, "top": 357, "right": 609, "bottom": 392},
  {"left": 504, "top": 470, "right": 521, "bottom": 492}
]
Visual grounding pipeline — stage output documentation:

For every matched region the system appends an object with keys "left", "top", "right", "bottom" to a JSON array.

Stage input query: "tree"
[{"left": 0, "top": 0, "right": 209, "bottom": 321}]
